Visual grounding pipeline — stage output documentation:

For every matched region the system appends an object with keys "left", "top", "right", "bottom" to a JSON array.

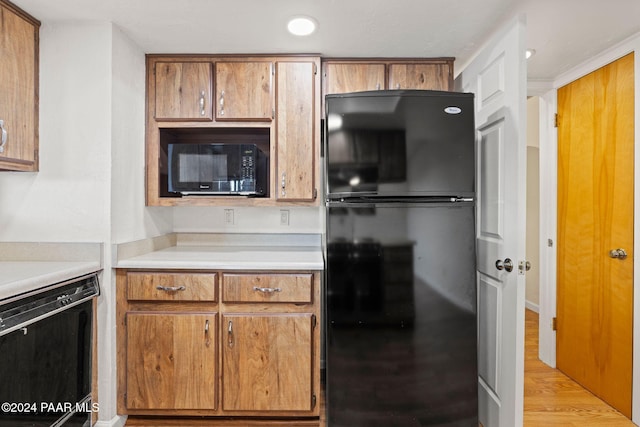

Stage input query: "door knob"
[
  {"left": 496, "top": 258, "right": 514, "bottom": 272},
  {"left": 609, "top": 248, "right": 628, "bottom": 260}
]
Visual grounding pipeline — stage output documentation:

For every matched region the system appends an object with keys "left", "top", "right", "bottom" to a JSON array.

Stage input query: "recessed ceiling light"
[
  {"left": 526, "top": 49, "right": 536, "bottom": 60},
  {"left": 287, "top": 16, "right": 317, "bottom": 36}
]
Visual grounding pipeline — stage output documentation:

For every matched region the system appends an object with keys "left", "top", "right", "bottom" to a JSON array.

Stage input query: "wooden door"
[
  {"left": 455, "top": 16, "right": 527, "bottom": 426},
  {"left": 215, "top": 61, "right": 273, "bottom": 121},
  {"left": 126, "top": 312, "right": 217, "bottom": 410},
  {"left": 323, "top": 63, "right": 386, "bottom": 94},
  {"left": 222, "top": 313, "right": 314, "bottom": 412},
  {"left": 0, "top": 2, "right": 38, "bottom": 171},
  {"left": 275, "top": 61, "right": 316, "bottom": 201},
  {"left": 388, "top": 63, "right": 451, "bottom": 90},
  {"left": 154, "top": 62, "right": 213, "bottom": 121},
  {"left": 557, "top": 52, "right": 634, "bottom": 418}
]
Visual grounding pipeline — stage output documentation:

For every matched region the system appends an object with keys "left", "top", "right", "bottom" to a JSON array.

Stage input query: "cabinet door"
[
  {"left": 154, "top": 61, "right": 213, "bottom": 121},
  {"left": 0, "top": 3, "right": 38, "bottom": 171},
  {"left": 276, "top": 61, "right": 316, "bottom": 201},
  {"left": 215, "top": 61, "right": 273, "bottom": 121},
  {"left": 323, "top": 63, "right": 386, "bottom": 94},
  {"left": 388, "top": 63, "right": 451, "bottom": 90},
  {"left": 222, "top": 313, "right": 315, "bottom": 412},
  {"left": 126, "top": 312, "right": 217, "bottom": 410}
]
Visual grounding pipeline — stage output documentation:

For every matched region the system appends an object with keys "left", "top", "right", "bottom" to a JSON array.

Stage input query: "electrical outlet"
[
  {"left": 280, "top": 209, "right": 290, "bottom": 226},
  {"left": 224, "top": 209, "right": 234, "bottom": 225}
]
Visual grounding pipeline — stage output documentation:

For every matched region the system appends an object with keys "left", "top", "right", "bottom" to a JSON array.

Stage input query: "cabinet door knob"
[{"left": 0, "top": 120, "right": 6, "bottom": 154}]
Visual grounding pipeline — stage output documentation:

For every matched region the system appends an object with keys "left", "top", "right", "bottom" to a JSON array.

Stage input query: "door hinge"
[
  {"left": 548, "top": 238, "right": 554, "bottom": 247},
  {"left": 554, "top": 113, "right": 559, "bottom": 128},
  {"left": 552, "top": 317, "right": 557, "bottom": 331}
]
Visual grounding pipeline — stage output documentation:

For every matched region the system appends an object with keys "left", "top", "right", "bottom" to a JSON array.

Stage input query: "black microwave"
[{"left": 168, "top": 143, "right": 268, "bottom": 196}]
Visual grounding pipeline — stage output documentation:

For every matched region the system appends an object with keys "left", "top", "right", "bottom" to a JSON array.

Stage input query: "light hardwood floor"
[{"left": 524, "top": 309, "right": 634, "bottom": 426}]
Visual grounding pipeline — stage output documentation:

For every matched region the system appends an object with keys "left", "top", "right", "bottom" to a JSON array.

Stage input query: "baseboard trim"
[{"left": 525, "top": 300, "right": 539, "bottom": 313}]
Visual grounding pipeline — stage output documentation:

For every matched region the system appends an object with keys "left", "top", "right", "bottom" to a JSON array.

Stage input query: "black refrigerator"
[{"left": 324, "top": 90, "right": 478, "bottom": 426}]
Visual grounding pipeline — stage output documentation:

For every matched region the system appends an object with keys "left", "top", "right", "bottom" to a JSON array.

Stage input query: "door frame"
[{"left": 536, "top": 33, "right": 640, "bottom": 423}]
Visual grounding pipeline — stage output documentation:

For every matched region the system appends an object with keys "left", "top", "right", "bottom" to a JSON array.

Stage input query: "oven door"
[
  {"left": 0, "top": 300, "right": 92, "bottom": 427},
  {"left": 0, "top": 273, "right": 99, "bottom": 427}
]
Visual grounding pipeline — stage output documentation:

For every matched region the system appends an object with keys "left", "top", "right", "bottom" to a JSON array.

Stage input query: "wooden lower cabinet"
[
  {"left": 222, "top": 313, "right": 315, "bottom": 412},
  {"left": 117, "top": 269, "right": 321, "bottom": 425},
  {"left": 125, "top": 312, "right": 218, "bottom": 410}
]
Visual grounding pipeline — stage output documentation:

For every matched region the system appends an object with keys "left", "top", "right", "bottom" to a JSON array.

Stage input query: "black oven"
[{"left": 0, "top": 273, "right": 99, "bottom": 427}]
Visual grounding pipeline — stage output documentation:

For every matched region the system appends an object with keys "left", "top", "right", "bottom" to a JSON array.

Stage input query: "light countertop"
[
  {"left": 114, "top": 233, "right": 324, "bottom": 271},
  {"left": 0, "top": 242, "right": 103, "bottom": 301},
  {"left": 0, "top": 261, "right": 102, "bottom": 301}
]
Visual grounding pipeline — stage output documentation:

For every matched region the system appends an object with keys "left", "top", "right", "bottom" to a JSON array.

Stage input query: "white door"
[{"left": 455, "top": 15, "right": 528, "bottom": 427}]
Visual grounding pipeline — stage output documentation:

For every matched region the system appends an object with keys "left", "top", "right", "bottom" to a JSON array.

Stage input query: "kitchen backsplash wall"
[{"left": 172, "top": 206, "right": 323, "bottom": 234}]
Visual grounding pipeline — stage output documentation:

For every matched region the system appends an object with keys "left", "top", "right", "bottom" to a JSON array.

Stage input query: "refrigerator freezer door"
[{"left": 325, "top": 90, "right": 475, "bottom": 199}]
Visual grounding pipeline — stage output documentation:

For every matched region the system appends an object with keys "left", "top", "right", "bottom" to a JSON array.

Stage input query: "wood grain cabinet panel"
[
  {"left": 126, "top": 312, "right": 218, "bottom": 410},
  {"left": 276, "top": 61, "right": 317, "bottom": 201},
  {"left": 117, "top": 268, "right": 321, "bottom": 422},
  {"left": 215, "top": 61, "right": 273, "bottom": 121},
  {"left": 222, "top": 313, "right": 315, "bottom": 412},
  {"left": 222, "top": 273, "right": 313, "bottom": 303},
  {"left": 0, "top": 0, "right": 39, "bottom": 171},
  {"left": 127, "top": 272, "right": 217, "bottom": 301},
  {"left": 388, "top": 62, "right": 452, "bottom": 90},
  {"left": 323, "top": 62, "right": 386, "bottom": 94},
  {"left": 154, "top": 61, "right": 213, "bottom": 121}
]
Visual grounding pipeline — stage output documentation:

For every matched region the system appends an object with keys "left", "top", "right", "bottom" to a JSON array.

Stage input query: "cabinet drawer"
[
  {"left": 222, "top": 273, "right": 313, "bottom": 303},
  {"left": 127, "top": 272, "right": 217, "bottom": 301}
]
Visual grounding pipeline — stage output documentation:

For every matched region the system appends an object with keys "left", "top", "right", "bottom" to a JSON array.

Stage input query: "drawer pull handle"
[
  {"left": 156, "top": 285, "right": 186, "bottom": 292},
  {"left": 253, "top": 286, "right": 282, "bottom": 294}
]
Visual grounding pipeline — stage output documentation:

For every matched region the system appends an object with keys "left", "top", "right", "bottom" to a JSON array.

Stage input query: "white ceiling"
[{"left": 11, "top": 0, "right": 640, "bottom": 81}]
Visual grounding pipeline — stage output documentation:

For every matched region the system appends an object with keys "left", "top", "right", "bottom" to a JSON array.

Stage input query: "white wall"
[
  {"left": 0, "top": 22, "right": 112, "bottom": 242},
  {"left": 0, "top": 21, "right": 174, "bottom": 426}
]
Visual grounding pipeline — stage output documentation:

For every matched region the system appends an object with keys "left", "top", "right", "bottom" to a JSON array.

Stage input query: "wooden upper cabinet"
[
  {"left": 276, "top": 61, "right": 317, "bottom": 202},
  {"left": 154, "top": 61, "right": 213, "bottom": 121},
  {"left": 125, "top": 312, "right": 218, "bottom": 410},
  {"left": 388, "top": 63, "right": 452, "bottom": 90},
  {"left": 215, "top": 61, "right": 273, "bottom": 121},
  {"left": 323, "top": 62, "right": 385, "bottom": 94},
  {"left": 0, "top": 0, "right": 39, "bottom": 172}
]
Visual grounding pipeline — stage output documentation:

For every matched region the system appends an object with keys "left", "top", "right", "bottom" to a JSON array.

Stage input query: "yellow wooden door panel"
[
  {"left": 126, "top": 313, "right": 217, "bottom": 410},
  {"left": 557, "top": 52, "right": 634, "bottom": 418},
  {"left": 222, "top": 313, "right": 314, "bottom": 412}
]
